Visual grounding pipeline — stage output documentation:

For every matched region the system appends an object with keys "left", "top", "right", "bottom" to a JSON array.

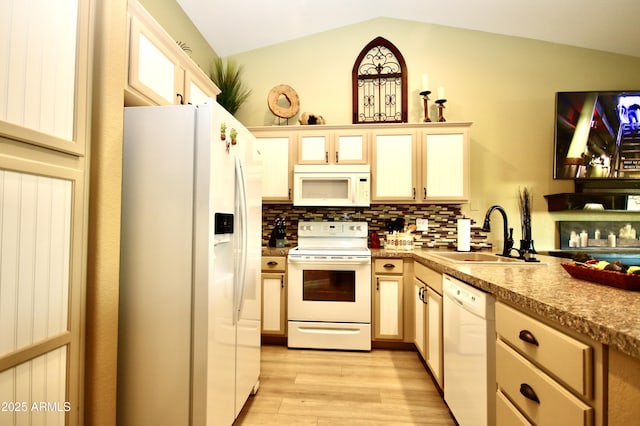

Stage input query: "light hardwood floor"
[{"left": 235, "top": 345, "right": 456, "bottom": 425}]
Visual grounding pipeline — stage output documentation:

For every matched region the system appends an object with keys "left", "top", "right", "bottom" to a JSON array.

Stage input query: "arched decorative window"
[{"left": 352, "top": 37, "right": 407, "bottom": 123}]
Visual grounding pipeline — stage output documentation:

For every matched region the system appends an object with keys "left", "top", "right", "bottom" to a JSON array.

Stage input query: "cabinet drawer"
[
  {"left": 496, "top": 339, "right": 593, "bottom": 426},
  {"left": 414, "top": 262, "right": 442, "bottom": 293},
  {"left": 261, "top": 256, "right": 286, "bottom": 272},
  {"left": 496, "top": 302, "right": 593, "bottom": 398},
  {"left": 374, "top": 258, "right": 403, "bottom": 274},
  {"left": 497, "top": 390, "right": 532, "bottom": 426}
]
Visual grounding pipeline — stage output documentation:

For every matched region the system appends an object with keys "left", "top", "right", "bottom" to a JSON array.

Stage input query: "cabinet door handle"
[
  {"left": 383, "top": 263, "right": 395, "bottom": 269},
  {"left": 376, "top": 277, "right": 379, "bottom": 291},
  {"left": 325, "top": 151, "right": 329, "bottom": 163},
  {"left": 418, "top": 286, "right": 424, "bottom": 301},
  {"left": 518, "top": 329, "right": 540, "bottom": 346},
  {"left": 412, "top": 188, "right": 416, "bottom": 199},
  {"left": 423, "top": 287, "right": 428, "bottom": 304},
  {"left": 335, "top": 151, "right": 339, "bottom": 163},
  {"left": 423, "top": 187, "right": 427, "bottom": 199},
  {"left": 267, "top": 261, "right": 278, "bottom": 266},
  {"left": 519, "top": 383, "right": 540, "bottom": 404},
  {"left": 281, "top": 276, "right": 284, "bottom": 288},
  {"left": 288, "top": 188, "right": 291, "bottom": 200},
  {"left": 176, "top": 93, "right": 184, "bottom": 105}
]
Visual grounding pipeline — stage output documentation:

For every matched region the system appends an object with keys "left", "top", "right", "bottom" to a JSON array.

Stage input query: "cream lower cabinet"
[
  {"left": 425, "top": 286, "right": 443, "bottom": 389},
  {"left": 261, "top": 256, "right": 287, "bottom": 335},
  {"left": 373, "top": 259, "right": 404, "bottom": 340},
  {"left": 413, "top": 278, "right": 427, "bottom": 356},
  {"left": 414, "top": 262, "right": 444, "bottom": 390},
  {"left": 495, "top": 302, "right": 604, "bottom": 426}
]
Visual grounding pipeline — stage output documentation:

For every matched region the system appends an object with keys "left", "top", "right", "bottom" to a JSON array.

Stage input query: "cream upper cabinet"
[
  {"left": 418, "top": 126, "right": 470, "bottom": 202},
  {"left": 371, "top": 129, "right": 418, "bottom": 202},
  {"left": 126, "top": 0, "right": 220, "bottom": 106},
  {"left": 251, "top": 128, "right": 296, "bottom": 202},
  {"left": 297, "top": 128, "right": 368, "bottom": 164},
  {"left": 250, "top": 122, "right": 470, "bottom": 203},
  {"left": 371, "top": 123, "right": 471, "bottom": 203}
]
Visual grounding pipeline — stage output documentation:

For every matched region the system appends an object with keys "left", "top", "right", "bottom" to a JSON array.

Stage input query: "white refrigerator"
[{"left": 117, "top": 100, "right": 262, "bottom": 425}]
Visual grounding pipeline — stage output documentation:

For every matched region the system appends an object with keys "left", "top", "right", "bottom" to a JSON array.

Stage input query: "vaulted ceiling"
[{"left": 177, "top": 0, "right": 640, "bottom": 58}]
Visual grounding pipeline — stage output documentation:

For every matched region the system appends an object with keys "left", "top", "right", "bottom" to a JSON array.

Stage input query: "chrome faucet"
[{"left": 481, "top": 205, "right": 514, "bottom": 257}]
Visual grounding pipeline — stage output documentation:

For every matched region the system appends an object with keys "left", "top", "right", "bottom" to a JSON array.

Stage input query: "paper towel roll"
[{"left": 457, "top": 219, "right": 471, "bottom": 251}]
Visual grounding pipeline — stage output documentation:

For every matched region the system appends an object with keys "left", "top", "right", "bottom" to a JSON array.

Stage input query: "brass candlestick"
[
  {"left": 435, "top": 99, "right": 447, "bottom": 122},
  {"left": 419, "top": 90, "right": 432, "bottom": 122}
]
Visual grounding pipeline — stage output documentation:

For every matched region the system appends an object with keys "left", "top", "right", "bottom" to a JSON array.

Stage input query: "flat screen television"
[{"left": 554, "top": 91, "right": 640, "bottom": 180}]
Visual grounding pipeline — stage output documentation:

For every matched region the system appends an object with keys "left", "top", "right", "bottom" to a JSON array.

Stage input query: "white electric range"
[{"left": 287, "top": 221, "right": 371, "bottom": 351}]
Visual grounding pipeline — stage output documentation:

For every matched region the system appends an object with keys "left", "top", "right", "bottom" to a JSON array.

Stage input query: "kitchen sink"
[{"left": 427, "top": 251, "right": 528, "bottom": 264}]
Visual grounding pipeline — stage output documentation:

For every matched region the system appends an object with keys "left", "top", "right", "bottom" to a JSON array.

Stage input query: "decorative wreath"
[{"left": 267, "top": 84, "right": 300, "bottom": 119}]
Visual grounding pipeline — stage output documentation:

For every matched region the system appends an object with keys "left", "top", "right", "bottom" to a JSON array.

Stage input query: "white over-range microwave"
[{"left": 293, "top": 164, "right": 371, "bottom": 207}]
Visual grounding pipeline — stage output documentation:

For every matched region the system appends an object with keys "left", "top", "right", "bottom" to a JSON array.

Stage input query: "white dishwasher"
[{"left": 443, "top": 274, "right": 496, "bottom": 426}]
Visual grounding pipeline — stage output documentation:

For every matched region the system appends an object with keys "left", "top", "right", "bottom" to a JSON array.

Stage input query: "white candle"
[
  {"left": 437, "top": 87, "right": 446, "bottom": 100},
  {"left": 421, "top": 74, "right": 429, "bottom": 92},
  {"left": 580, "top": 230, "right": 588, "bottom": 247}
]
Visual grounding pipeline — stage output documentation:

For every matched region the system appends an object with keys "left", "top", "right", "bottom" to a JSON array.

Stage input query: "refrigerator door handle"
[{"left": 233, "top": 154, "right": 249, "bottom": 325}]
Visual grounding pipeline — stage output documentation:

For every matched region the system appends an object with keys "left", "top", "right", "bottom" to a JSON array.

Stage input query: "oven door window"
[{"left": 302, "top": 270, "right": 356, "bottom": 302}]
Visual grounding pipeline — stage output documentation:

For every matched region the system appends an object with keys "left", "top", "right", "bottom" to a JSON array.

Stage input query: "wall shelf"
[
  {"left": 544, "top": 193, "right": 633, "bottom": 212},
  {"left": 545, "top": 179, "right": 640, "bottom": 212}
]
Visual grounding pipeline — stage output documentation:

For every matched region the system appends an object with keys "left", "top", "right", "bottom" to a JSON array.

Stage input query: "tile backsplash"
[{"left": 262, "top": 204, "right": 489, "bottom": 249}]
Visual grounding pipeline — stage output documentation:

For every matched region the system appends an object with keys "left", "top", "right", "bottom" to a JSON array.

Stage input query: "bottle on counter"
[
  {"left": 276, "top": 218, "right": 286, "bottom": 248},
  {"left": 608, "top": 233, "right": 617, "bottom": 248}
]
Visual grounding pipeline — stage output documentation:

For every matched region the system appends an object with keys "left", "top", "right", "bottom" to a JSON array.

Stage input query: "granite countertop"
[
  {"left": 262, "top": 246, "right": 640, "bottom": 359},
  {"left": 262, "top": 247, "right": 291, "bottom": 257},
  {"left": 377, "top": 248, "right": 640, "bottom": 360}
]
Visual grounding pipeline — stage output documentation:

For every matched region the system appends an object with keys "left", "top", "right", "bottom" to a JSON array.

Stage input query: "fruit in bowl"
[{"left": 572, "top": 253, "right": 639, "bottom": 274}]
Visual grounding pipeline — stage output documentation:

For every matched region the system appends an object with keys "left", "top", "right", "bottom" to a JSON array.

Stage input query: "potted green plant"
[
  {"left": 220, "top": 122, "right": 227, "bottom": 140},
  {"left": 210, "top": 57, "right": 251, "bottom": 115},
  {"left": 230, "top": 128, "right": 238, "bottom": 145}
]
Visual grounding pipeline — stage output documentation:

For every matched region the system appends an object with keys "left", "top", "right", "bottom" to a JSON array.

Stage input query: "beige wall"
[{"left": 231, "top": 18, "right": 640, "bottom": 251}]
